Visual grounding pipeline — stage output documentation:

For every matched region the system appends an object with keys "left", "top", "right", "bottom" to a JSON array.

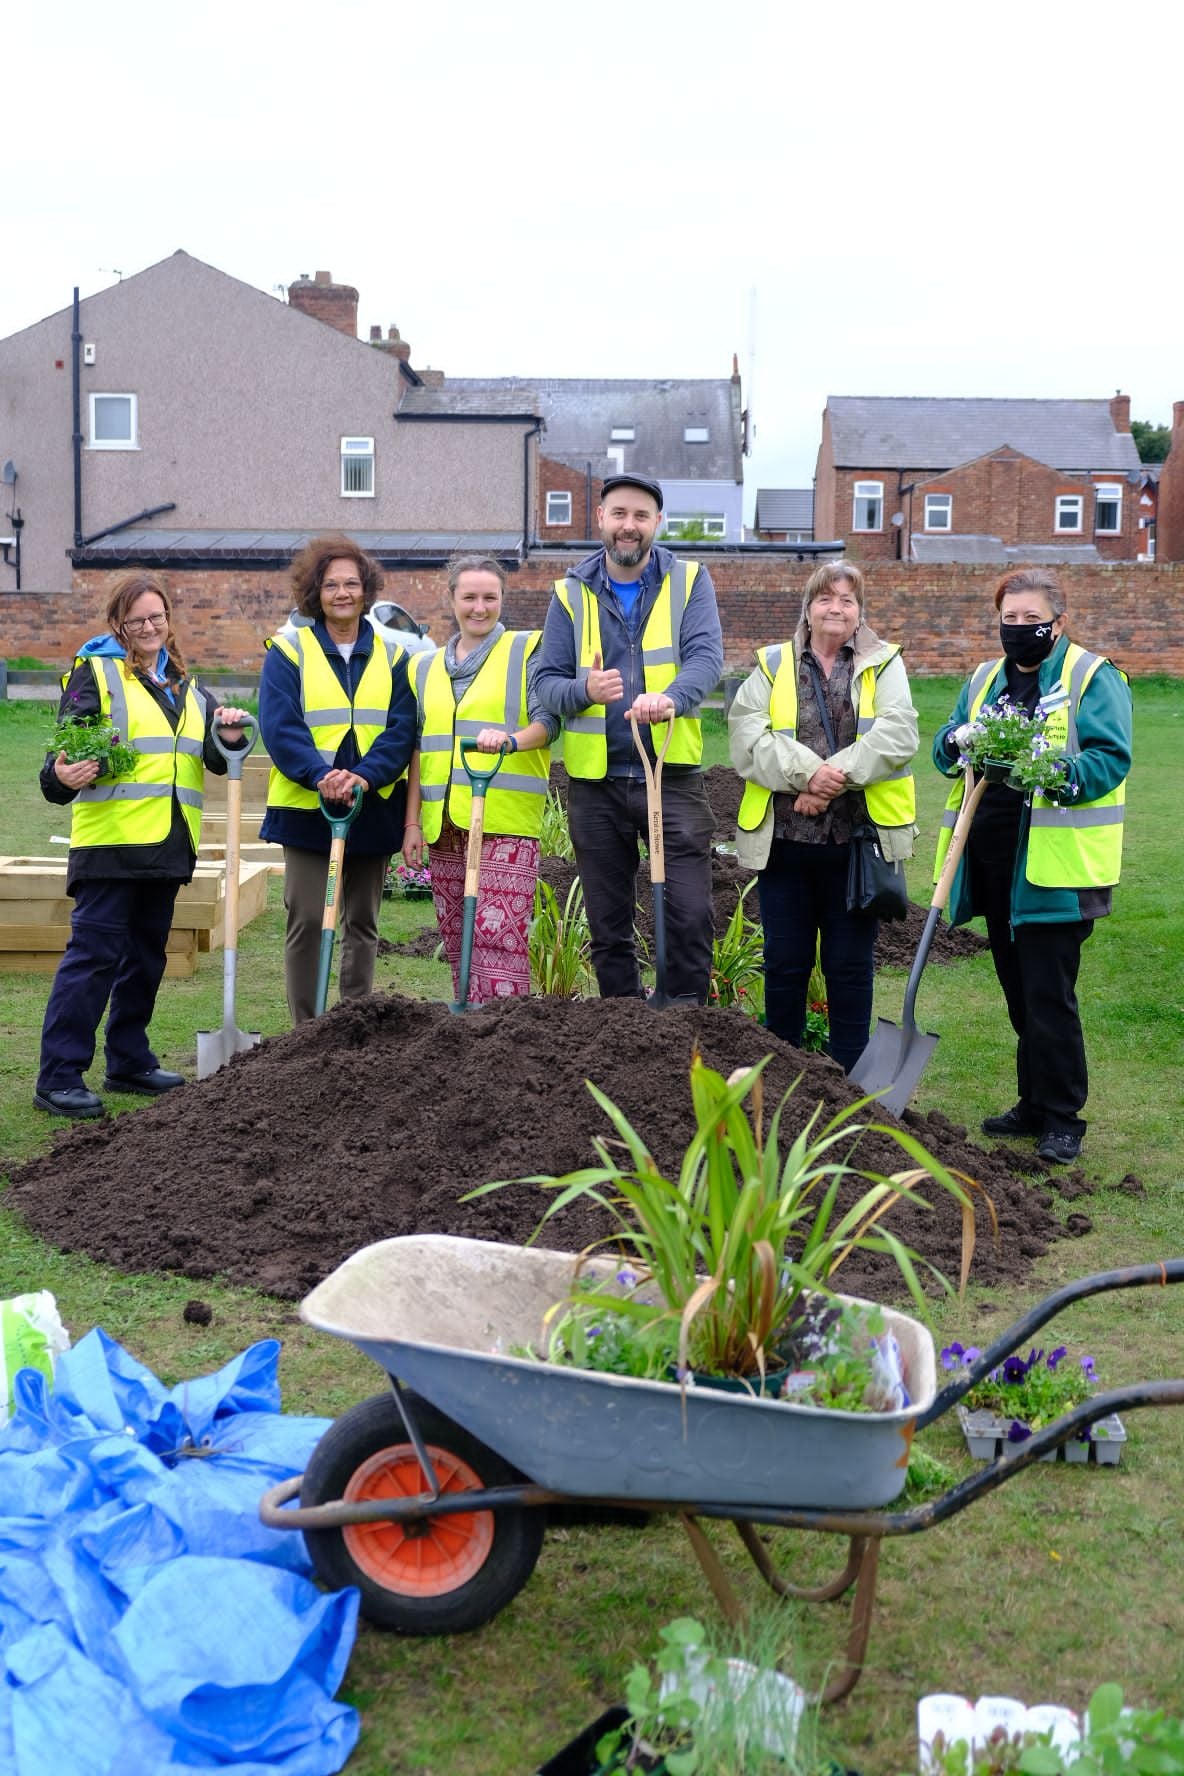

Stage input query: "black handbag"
[{"left": 804, "top": 656, "right": 909, "bottom": 922}]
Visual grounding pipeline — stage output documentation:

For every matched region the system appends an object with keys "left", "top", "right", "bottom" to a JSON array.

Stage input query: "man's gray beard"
[{"left": 607, "top": 543, "right": 644, "bottom": 569}]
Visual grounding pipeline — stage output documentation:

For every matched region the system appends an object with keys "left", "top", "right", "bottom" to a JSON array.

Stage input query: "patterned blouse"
[{"left": 772, "top": 644, "right": 867, "bottom": 845}]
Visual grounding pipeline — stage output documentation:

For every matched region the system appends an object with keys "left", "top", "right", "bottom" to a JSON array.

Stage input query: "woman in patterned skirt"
[{"left": 403, "top": 556, "right": 558, "bottom": 1003}]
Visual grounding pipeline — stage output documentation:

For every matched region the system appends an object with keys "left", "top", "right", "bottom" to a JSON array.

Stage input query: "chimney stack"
[
  {"left": 287, "top": 270, "right": 359, "bottom": 338},
  {"left": 368, "top": 323, "right": 412, "bottom": 364},
  {"left": 1110, "top": 390, "right": 1131, "bottom": 433},
  {"left": 417, "top": 367, "right": 445, "bottom": 388}
]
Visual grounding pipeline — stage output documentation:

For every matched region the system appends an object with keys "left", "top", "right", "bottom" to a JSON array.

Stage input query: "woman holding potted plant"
[
  {"left": 35, "top": 572, "right": 251, "bottom": 1118},
  {"left": 403, "top": 555, "right": 558, "bottom": 1004},
  {"left": 932, "top": 567, "right": 1133, "bottom": 1166},
  {"left": 728, "top": 561, "right": 918, "bottom": 1073}
]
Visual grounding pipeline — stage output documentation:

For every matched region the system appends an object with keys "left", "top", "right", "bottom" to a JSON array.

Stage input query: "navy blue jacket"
[{"left": 258, "top": 617, "right": 417, "bottom": 858}]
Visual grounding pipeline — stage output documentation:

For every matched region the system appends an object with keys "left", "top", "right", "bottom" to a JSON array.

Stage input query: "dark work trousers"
[
  {"left": 567, "top": 774, "right": 715, "bottom": 1001},
  {"left": 281, "top": 845, "right": 388, "bottom": 1024},
  {"left": 974, "top": 850, "right": 1092, "bottom": 1136},
  {"left": 37, "top": 877, "right": 181, "bottom": 1092},
  {"left": 758, "top": 838, "right": 877, "bottom": 1074}
]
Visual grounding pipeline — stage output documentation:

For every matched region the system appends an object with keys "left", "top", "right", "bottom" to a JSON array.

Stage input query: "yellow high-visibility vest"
[
  {"left": 410, "top": 631, "right": 550, "bottom": 841},
  {"left": 737, "top": 642, "right": 916, "bottom": 831},
  {"left": 933, "top": 643, "right": 1126, "bottom": 887},
  {"left": 265, "top": 626, "right": 402, "bottom": 810},
  {"left": 554, "top": 562, "right": 703, "bottom": 776},
  {"left": 71, "top": 656, "right": 206, "bottom": 851}
]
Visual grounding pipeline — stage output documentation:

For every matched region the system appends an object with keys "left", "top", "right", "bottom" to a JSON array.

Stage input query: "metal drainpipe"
[
  {"left": 584, "top": 460, "right": 592, "bottom": 536},
  {"left": 522, "top": 420, "right": 542, "bottom": 552},
  {"left": 72, "top": 288, "right": 83, "bottom": 550}
]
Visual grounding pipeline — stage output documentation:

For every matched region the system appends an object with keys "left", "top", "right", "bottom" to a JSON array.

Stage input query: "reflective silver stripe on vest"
[
  {"left": 134, "top": 737, "right": 177, "bottom": 754},
  {"left": 667, "top": 561, "right": 691, "bottom": 671},
  {"left": 504, "top": 630, "right": 531, "bottom": 728},
  {"left": 98, "top": 658, "right": 130, "bottom": 736},
  {"left": 564, "top": 575, "right": 587, "bottom": 667},
  {"left": 450, "top": 769, "right": 547, "bottom": 795},
  {"left": 315, "top": 746, "right": 336, "bottom": 765},
  {"left": 1064, "top": 648, "right": 1101, "bottom": 752},
  {"left": 565, "top": 716, "right": 604, "bottom": 734},
  {"left": 310, "top": 705, "right": 353, "bottom": 725},
  {"left": 420, "top": 783, "right": 446, "bottom": 802},
  {"left": 419, "top": 733, "right": 453, "bottom": 752},
  {"left": 760, "top": 645, "right": 795, "bottom": 737},
  {"left": 856, "top": 714, "right": 874, "bottom": 735},
  {"left": 176, "top": 786, "right": 204, "bottom": 810},
  {"left": 643, "top": 645, "right": 677, "bottom": 666},
  {"left": 77, "top": 782, "right": 173, "bottom": 803},
  {"left": 940, "top": 807, "right": 959, "bottom": 830},
  {"left": 352, "top": 705, "right": 388, "bottom": 724},
  {"left": 1029, "top": 805, "right": 1123, "bottom": 829},
  {"left": 176, "top": 736, "right": 204, "bottom": 757},
  {"left": 878, "top": 766, "right": 912, "bottom": 783},
  {"left": 969, "top": 659, "right": 998, "bottom": 705},
  {"left": 455, "top": 718, "right": 494, "bottom": 738}
]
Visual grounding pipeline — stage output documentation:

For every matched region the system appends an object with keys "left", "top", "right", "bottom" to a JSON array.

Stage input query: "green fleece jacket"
[{"left": 933, "top": 635, "right": 1133, "bottom": 927}]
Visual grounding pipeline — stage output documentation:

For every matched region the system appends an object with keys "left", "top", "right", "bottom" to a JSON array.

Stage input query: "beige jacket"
[{"left": 728, "top": 621, "right": 919, "bottom": 873}]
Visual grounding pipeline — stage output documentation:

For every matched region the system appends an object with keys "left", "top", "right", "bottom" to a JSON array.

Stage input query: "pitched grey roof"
[
  {"left": 755, "top": 489, "right": 813, "bottom": 532},
  {"left": 828, "top": 397, "right": 1141, "bottom": 473},
  {"left": 71, "top": 528, "right": 522, "bottom": 564},
  {"left": 406, "top": 376, "right": 743, "bottom": 482},
  {"left": 910, "top": 534, "right": 1102, "bottom": 564}
]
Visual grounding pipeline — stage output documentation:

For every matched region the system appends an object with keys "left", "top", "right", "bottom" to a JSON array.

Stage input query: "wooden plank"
[
  {"left": 0, "top": 924, "right": 197, "bottom": 954},
  {"left": 0, "top": 949, "right": 197, "bottom": 978}
]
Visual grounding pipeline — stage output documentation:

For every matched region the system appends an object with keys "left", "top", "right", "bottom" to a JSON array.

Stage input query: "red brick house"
[{"left": 814, "top": 394, "right": 1145, "bottom": 562}]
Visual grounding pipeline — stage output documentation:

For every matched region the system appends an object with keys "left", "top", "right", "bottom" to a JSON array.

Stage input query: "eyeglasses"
[
  {"left": 123, "top": 613, "right": 169, "bottom": 633},
  {"left": 322, "top": 578, "right": 363, "bottom": 594}
]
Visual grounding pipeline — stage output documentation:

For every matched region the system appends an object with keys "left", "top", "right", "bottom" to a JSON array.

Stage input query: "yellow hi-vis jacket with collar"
[
  {"left": 554, "top": 560, "right": 703, "bottom": 775},
  {"left": 264, "top": 625, "right": 401, "bottom": 811},
  {"left": 736, "top": 642, "right": 917, "bottom": 833},
  {"left": 934, "top": 641, "right": 1127, "bottom": 897},
  {"left": 409, "top": 630, "right": 551, "bottom": 842},
  {"left": 71, "top": 655, "right": 206, "bottom": 851}
]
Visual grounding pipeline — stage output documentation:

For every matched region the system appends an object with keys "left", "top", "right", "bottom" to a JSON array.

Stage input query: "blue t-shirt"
[{"left": 608, "top": 576, "right": 642, "bottom": 626}]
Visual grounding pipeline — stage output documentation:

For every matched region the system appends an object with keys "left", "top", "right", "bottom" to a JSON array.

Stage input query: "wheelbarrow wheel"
[{"left": 300, "top": 1391, "right": 544, "bottom": 1635}]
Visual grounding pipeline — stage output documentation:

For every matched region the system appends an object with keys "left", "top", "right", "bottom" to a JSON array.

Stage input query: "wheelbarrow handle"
[
  {"left": 458, "top": 737, "right": 510, "bottom": 790},
  {"left": 318, "top": 783, "right": 365, "bottom": 837},
  {"left": 208, "top": 713, "right": 259, "bottom": 778}
]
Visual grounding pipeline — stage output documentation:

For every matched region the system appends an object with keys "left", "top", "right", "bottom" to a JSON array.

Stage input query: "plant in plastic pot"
[
  {"left": 953, "top": 695, "right": 1072, "bottom": 795},
  {"left": 469, "top": 1052, "right": 977, "bottom": 1395}
]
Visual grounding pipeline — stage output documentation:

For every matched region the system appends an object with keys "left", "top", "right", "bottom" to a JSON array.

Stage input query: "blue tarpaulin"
[{"left": 0, "top": 1329, "right": 360, "bottom": 1774}]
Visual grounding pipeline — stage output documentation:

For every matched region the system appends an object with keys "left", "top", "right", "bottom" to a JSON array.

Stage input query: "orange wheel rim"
[{"left": 342, "top": 1443, "right": 494, "bottom": 1596}]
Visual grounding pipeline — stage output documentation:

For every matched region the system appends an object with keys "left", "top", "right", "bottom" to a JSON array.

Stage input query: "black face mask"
[{"left": 999, "top": 619, "right": 1057, "bottom": 668}]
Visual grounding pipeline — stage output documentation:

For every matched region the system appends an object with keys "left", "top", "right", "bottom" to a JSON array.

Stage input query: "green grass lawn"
[{"left": 1, "top": 685, "right": 1182, "bottom": 1775}]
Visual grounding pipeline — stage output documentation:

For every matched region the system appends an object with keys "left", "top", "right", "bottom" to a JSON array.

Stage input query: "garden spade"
[
  {"left": 197, "top": 716, "right": 262, "bottom": 1079},
  {"left": 848, "top": 765, "right": 988, "bottom": 1115},
  {"left": 451, "top": 738, "right": 508, "bottom": 1013},
  {"left": 314, "top": 784, "right": 364, "bottom": 1016},
  {"left": 629, "top": 713, "right": 699, "bottom": 1011}
]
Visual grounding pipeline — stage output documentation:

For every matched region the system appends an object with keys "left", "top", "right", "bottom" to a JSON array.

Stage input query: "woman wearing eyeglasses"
[
  {"left": 259, "top": 533, "right": 418, "bottom": 1023},
  {"left": 35, "top": 572, "right": 252, "bottom": 1118}
]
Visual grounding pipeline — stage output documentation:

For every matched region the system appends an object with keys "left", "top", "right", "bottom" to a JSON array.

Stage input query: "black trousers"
[
  {"left": 566, "top": 775, "right": 714, "bottom": 1001},
  {"left": 37, "top": 877, "right": 181, "bottom": 1092},
  {"left": 757, "top": 838, "right": 877, "bottom": 1074},
  {"left": 975, "top": 853, "right": 1093, "bottom": 1135}
]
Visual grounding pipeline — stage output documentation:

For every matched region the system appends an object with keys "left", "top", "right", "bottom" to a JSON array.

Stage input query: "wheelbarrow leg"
[
  {"left": 733, "top": 1520, "right": 868, "bottom": 1603},
  {"left": 679, "top": 1511, "right": 744, "bottom": 1628},
  {"left": 817, "top": 1536, "right": 880, "bottom": 1706}
]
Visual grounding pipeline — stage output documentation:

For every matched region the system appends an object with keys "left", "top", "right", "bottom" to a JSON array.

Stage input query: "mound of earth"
[{"left": 6, "top": 995, "right": 1082, "bottom": 1303}]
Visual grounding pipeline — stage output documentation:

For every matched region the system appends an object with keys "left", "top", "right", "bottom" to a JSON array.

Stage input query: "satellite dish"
[{"left": 890, "top": 511, "right": 904, "bottom": 527}]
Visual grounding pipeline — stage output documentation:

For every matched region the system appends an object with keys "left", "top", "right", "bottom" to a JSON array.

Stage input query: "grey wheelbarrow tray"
[{"left": 260, "top": 1239, "right": 1184, "bottom": 1704}]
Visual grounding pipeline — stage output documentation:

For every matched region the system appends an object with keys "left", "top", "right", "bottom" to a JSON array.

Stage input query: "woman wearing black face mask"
[{"left": 932, "top": 567, "right": 1132, "bottom": 1167}]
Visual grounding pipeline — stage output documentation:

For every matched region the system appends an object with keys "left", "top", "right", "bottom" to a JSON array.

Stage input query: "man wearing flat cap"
[{"left": 536, "top": 473, "right": 724, "bottom": 1002}]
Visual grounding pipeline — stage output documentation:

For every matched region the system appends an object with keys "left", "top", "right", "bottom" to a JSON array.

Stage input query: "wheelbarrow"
[{"left": 259, "top": 1239, "right": 1184, "bottom": 1704}]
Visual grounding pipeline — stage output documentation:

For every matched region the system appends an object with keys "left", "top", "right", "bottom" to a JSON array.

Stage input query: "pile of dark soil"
[{"left": 6, "top": 995, "right": 1085, "bottom": 1303}]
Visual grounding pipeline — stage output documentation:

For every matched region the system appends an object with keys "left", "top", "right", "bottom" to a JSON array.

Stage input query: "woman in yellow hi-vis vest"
[
  {"left": 259, "top": 535, "right": 418, "bottom": 1023},
  {"left": 934, "top": 567, "right": 1132, "bottom": 1167},
  {"left": 729, "top": 561, "right": 918, "bottom": 1073},
  {"left": 403, "top": 556, "right": 557, "bottom": 1003},
  {"left": 35, "top": 573, "right": 250, "bottom": 1118}
]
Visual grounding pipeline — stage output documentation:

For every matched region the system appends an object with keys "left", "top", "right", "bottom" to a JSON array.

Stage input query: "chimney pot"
[
  {"left": 314, "top": 270, "right": 332, "bottom": 285},
  {"left": 369, "top": 325, "right": 382, "bottom": 341}
]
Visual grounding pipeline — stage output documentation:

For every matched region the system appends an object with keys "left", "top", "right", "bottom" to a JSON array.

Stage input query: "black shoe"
[
  {"left": 981, "top": 1104, "right": 1041, "bottom": 1137},
  {"left": 1037, "top": 1130, "right": 1083, "bottom": 1166},
  {"left": 103, "top": 1067, "right": 186, "bottom": 1096},
  {"left": 34, "top": 1086, "right": 104, "bottom": 1119}
]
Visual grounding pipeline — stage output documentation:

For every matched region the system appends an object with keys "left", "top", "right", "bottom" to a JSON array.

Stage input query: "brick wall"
[
  {"left": 536, "top": 455, "right": 595, "bottom": 546},
  {"left": 5, "top": 556, "right": 1183, "bottom": 677},
  {"left": 1158, "top": 403, "right": 1184, "bottom": 562}
]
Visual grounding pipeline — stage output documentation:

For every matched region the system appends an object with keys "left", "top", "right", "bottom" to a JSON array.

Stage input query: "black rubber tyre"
[{"left": 300, "top": 1390, "right": 545, "bottom": 1634}]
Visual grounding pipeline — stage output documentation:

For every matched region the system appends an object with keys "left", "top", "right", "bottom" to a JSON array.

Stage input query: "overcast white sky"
[{"left": 5, "top": 0, "right": 1181, "bottom": 517}]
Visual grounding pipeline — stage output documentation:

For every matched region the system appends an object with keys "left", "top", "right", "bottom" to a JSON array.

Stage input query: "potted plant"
[
  {"left": 915, "top": 1682, "right": 1184, "bottom": 1774},
  {"left": 391, "top": 860, "right": 433, "bottom": 899},
  {"left": 470, "top": 1053, "right": 976, "bottom": 1403},
  {"left": 952, "top": 695, "right": 1071, "bottom": 794},
  {"left": 537, "top": 1616, "right": 854, "bottom": 1775},
  {"left": 46, "top": 705, "right": 138, "bottom": 780},
  {"left": 940, "top": 1341, "right": 1125, "bottom": 1464}
]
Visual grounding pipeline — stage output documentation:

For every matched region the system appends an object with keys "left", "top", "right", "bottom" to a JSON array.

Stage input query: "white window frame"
[
  {"left": 88, "top": 393, "right": 138, "bottom": 450},
  {"left": 683, "top": 426, "right": 710, "bottom": 443},
  {"left": 340, "top": 436, "right": 375, "bottom": 498},
  {"left": 1054, "top": 494, "right": 1084, "bottom": 534},
  {"left": 609, "top": 426, "right": 635, "bottom": 442},
  {"left": 665, "top": 514, "right": 727, "bottom": 539},
  {"left": 852, "top": 480, "right": 883, "bottom": 532},
  {"left": 1094, "top": 483, "right": 1122, "bottom": 534},
  {"left": 924, "top": 493, "right": 952, "bottom": 531},
  {"left": 545, "top": 490, "right": 572, "bottom": 526}
]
